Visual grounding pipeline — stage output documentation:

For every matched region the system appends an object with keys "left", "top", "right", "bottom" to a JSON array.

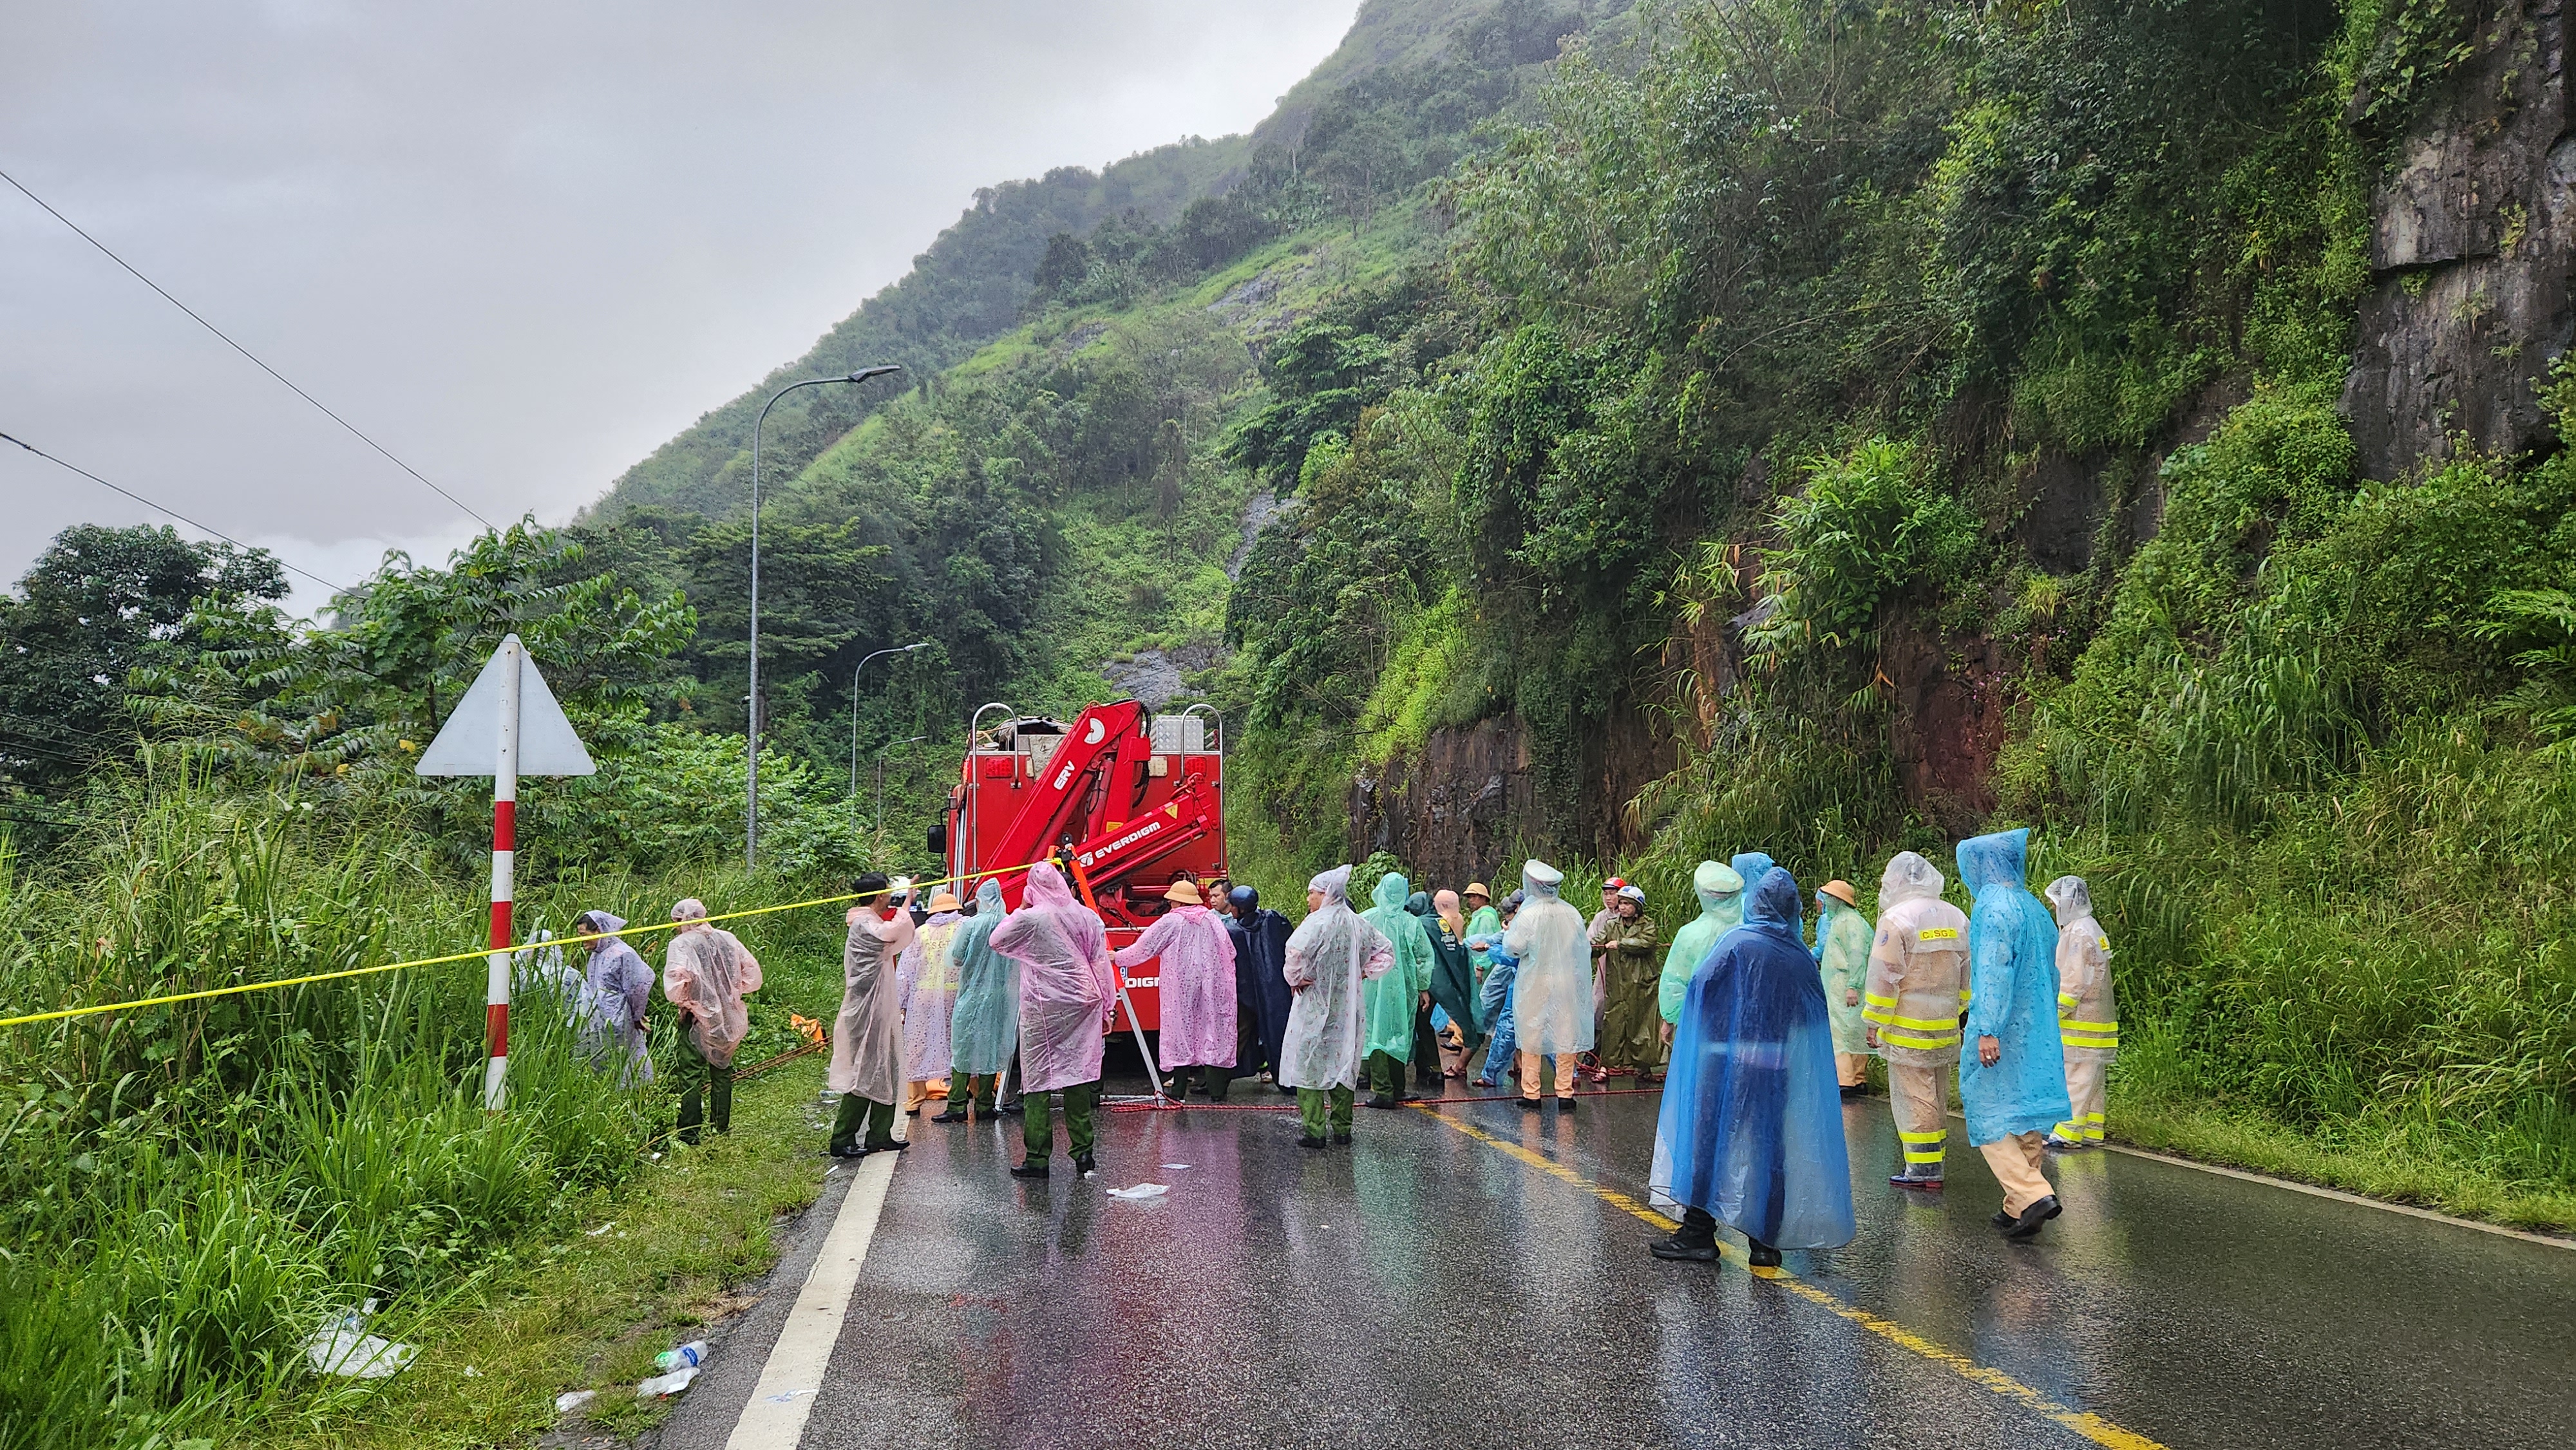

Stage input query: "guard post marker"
[
  {"left": 484, "top": 636, "right": 520, "bottom": 1110},
  {"left": 417, "top": 630, "right": 595, "bottom": 1111}
]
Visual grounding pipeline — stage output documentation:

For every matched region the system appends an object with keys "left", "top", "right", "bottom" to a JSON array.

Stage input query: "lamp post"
[
  {"left": 849, "top": 641, "right": 933, "bottom": 819},
  {"left": 876, "top": 735, "right": 927, "bottom": 856},
  {"left": 745, "top": 364, "right": 902, "bottom": 870}
]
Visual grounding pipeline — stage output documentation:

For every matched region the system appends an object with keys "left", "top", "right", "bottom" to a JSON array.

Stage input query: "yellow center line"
[{"left": 1413, "top": 1104, "right": 2167, "bottom": 1450}]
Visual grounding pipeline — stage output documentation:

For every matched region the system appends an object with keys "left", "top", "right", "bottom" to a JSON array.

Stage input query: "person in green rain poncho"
[
  {"left": 1658, "top": 861, "right": 1745, "bottom": 1033},
  {"left": 1812, "top": 879, "right": 1873, "bottom": 1097},
  {"left": 1463, "top": 883, "right": 1502, "bottom": 979},
  {"left": 1359, "top": 871, "right": 1435, "bottom": 1108}
]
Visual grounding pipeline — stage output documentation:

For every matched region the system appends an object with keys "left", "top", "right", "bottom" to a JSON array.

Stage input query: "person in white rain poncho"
[
  {"left": 2045, "top": 876, "right": 2117, "bottom": 1149},
  {"left": 898, "top": 890, "right": 965, "bottom": 1116},
  {"left": 1113, "top": 878, "right": 1241, "bottom": 1099},
  {"left": 1279, "top": 865, "right": 1394, "bottom": 1150},
  {"left": 576, "top": 911, "right": 654, "bottom": 1087},
  {"left": 990, "top": 862, "right": 1117, "bottom": 1180},
  {"left": 828, "top": 874, "right": 914, "bottom": 1158},
  {"left": 1504, "top": 860, "right": 1594, "bottom": 1111},
  {"left": 662, "top": 899, "right": 762, "bottom": 1145}
]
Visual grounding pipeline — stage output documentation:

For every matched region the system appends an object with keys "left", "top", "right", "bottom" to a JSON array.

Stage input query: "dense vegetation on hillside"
[{"left": 5, "top": 1, "right": 2574, "bottom": 1441}]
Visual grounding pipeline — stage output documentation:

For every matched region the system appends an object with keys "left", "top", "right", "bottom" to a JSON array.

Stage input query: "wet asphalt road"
[{"left": 677, "top": 1074, "right": 2576, "bottom": 1450}]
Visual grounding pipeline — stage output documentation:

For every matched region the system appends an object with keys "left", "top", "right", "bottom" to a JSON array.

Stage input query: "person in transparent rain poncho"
[
  {"left": 1863, "top": 851, "right": 1970, "bottom": 1189},
  {"left": 513, "top": 929, "right": 605, "bottom": 1059},
  {"left": 990, "top": 862, "right": 1118, "bottom": 1180},
  {"left": 1649, "top": 867, "right": 1856, "bottom": 1267},
  {"left": 897, "top": 890, "right": 965, "bottom": 1117},
  {"left": 828, "top": 874, "right": 915, "bottom": 1159},
  {"left": 1113, "top": 878, "right": 1240, "bottom": 1100},
  {"left": 938, "top": 876, "right": 1019, "bottom": 1124},
  {"left": 1504, "top": 860, "right": 1595, "bottom": 1110},
  {"left": 576, "top": 911, "right": 654, "bottom": 1087},
  {"left": 1956, "top": 829, "right": 2073, "bottom": 1239},
  {"left": 1279, "top": 865, "right": 1395, "bottom": 1149},
  {"left": 2045, "top": 875, "right": 2117, "bottom": 1150},
  {"left": 661, "top": 898, "right": 763, "bottom": 1144},
  {"left": 1812, "top": 880, "right": 1873, "bottom": 1097},
  {"left": 1359, "top": 872, "right": 1434, "bottom": 1108}
]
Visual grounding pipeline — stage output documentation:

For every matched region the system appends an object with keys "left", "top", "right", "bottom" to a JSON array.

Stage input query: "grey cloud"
[{"left": 1, "top": 1, "right": 1360, "bottom": 615}]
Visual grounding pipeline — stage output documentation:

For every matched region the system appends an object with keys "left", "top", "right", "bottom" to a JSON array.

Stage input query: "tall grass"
[{"left": 0, "top": 757, "right": 850, "bottom": 1446}]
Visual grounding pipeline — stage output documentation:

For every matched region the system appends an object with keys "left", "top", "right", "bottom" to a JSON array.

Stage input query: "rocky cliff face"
[
  {"left": 2345, "top": 0, "right": 2575, "bottom": 480},
  {"left": 1345, "top": 707, "right": 1661, "bottom": 885}
]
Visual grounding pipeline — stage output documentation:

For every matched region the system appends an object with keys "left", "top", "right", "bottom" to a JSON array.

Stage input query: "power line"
[
  {"left": 0, "top": 429, "right": 347, "bottom": 595},
  {"left": 0, "top": 165, "right": 494, "bottom": 531}
]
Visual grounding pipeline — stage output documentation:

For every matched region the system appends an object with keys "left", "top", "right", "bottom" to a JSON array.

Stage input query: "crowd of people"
[{"left": 526, "top": 826, "right": 2119, "bottom": 1257}]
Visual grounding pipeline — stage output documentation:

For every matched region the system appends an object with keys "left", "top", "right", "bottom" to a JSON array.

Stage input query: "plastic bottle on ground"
[{"left": 654, "top": 1340, "right": 710, "bottom": 1372}]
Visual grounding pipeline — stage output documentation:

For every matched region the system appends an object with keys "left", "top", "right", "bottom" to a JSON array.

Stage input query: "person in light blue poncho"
[
  {"left": 1956, "top": 828, "right": 2074, "bottom": 1239},
  {"left": 1647, "top": 867, "right": 1855, "bottom": 1267}
]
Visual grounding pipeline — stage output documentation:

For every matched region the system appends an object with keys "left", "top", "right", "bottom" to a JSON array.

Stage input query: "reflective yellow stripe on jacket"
[
  {"left": 1862, "top": 993, "right": 1961, "bottom": 1050},
  {"left": 2060, "top": 1016, "right": 2119, "bottom": 1050}
]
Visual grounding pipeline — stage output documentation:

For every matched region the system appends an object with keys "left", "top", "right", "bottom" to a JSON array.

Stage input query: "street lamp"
[
  {"left": 876, "top": 735, "right": 927, "bottom": 857},
  {"left": 849, "top": 641, "right": 933, "bottom": 813},
  {"left": 745, "top": 364, "right": 902, "bottom": 869}
]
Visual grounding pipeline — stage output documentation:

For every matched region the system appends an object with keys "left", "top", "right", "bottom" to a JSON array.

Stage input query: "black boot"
[
  {"left": 931, "top": 1106, "right": 970, "bottom": 1124},
  {"left": 1747, "top": 1238, "right": 1782, "bottom": 1268},
  {"left": 2003, "top": 1195, "right": 2061, "bottom": 1240},
  {"left": 1557, "top": 1095, "right": 1578, "bottom": 1113},
  {"left": 1652, "top": 1210, "right": 1719, "bottom": 1262},
  {"left": 1010, "top": 1158, "right": 1050, "bottom": 1179},
  {"left": 1299, "top": 1133, "right": 1328, "bottom": 1151},
  {"left": 1332, "top": 1129, "right": 1352, "bottom": 1144},
  {"left": 1072, "top": 1154, "right": 1098, "bottom": 1180},
  {"left": 1518, "top": 1096, "right": 1540, "bottom": 1112}
]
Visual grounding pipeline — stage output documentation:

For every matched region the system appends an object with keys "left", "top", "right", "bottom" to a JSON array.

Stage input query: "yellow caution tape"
[{"left": 0, "top": 856, "right": 1054, "bottom": 1030}]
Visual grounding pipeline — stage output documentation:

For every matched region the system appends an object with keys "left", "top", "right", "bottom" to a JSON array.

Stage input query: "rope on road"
[
  {"left": 1105, "top": 1086, "right": 1670, "bottom": 1114},
  {"left": 0, "top": 856, "right": 1054, "bottom": 1030}
]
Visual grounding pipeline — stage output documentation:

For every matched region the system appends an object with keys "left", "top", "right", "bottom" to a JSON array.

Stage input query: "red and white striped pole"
[{"left": 484, "top": 636, "right": 521, "bottom": 1111}]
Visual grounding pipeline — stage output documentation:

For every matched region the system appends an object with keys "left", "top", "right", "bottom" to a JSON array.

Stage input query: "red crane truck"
[{"left": 931, "top": 699, "right": 1227, "bottom": 1050}]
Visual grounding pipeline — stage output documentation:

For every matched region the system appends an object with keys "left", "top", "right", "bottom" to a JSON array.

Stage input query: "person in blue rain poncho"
[
  {"left": 1466, "top": 891, "right": 1525, "bottom": 1087},
  {"left": 938, "top": 877, "right": 1018, "bottom": 1123},
  {"left": 1956, "top": 828, "right": 2074, "bottom": 1239},
  {"left": 1647, "top": 866, "right": 1855, "bottom": 1267}
]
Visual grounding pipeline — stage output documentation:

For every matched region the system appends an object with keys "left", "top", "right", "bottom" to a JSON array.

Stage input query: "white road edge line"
[
  {"left": 1938, "top": 1107, "right": 2570, "bottom": 1250},
  {"left": 724, "top": 1152, "right": 898, "bottom": 1449}
]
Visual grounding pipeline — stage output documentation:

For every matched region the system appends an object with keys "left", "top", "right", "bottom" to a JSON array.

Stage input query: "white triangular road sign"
[{"left": 415, "top": 635, "right": 596, "bottom": 777}]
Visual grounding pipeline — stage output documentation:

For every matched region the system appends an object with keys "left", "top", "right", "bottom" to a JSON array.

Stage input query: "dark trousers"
[
  {"left": 1298, "top": 1084, "right": 1356, "bottom": 1137},
  {"left": 676, "top": 1033, "right": 733, "bottom": 1144},
  {"left": 1166, "top": 1062, "right": 1236, "bottom": 1100},
  {"left": 947, "top": 1070, "right": 998, "bottom": 1113},
  {"left": 829, "top": 1092, "right": 898, "bottom": 1154},
  {"left": 1023, "top": 1080, "right": 1099, "bottom": 1160},
  {"left": 1413, "top": 1001, "right": 1442, "bottom": 1084}
]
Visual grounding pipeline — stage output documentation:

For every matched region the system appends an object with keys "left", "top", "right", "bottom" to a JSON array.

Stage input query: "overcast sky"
[{"left": 1, "top": 1, "right": 1361, "bottom": 614}]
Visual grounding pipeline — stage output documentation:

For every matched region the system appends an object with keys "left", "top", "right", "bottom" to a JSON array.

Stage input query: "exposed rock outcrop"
[
  {"left": 1345, "top": 708, "right": 1660, "bottom": 885},
  {"left": 2345, "top": 0, "right": 2576, "bottom": 479}
]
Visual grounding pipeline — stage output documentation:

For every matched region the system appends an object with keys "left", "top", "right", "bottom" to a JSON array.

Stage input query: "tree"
[{"left": 0, "top": 525, "right": 285, "bottom": 809}]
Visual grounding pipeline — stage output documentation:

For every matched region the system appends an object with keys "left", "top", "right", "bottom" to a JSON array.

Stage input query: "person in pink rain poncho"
[
  {"left": 661, "top": 898, "right": 762, "bottom": 1145},
  {"left": 1113, "top": 878, "right": 1240, "bottom": 1099},
  {"left": 990, "top": 862, "right": 1117, "bottom": 1180}
]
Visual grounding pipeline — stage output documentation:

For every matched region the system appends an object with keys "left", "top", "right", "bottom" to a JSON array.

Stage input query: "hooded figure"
[
  {"left": 1358, "top": 872, "right": 1435, "bottom": 1106},
  {"left": 1812, "top": 881, "right": 1873, "bottom": 1092},
  {"left": 1659, "top": 862, "right": 1745, "bottom": 1025},
  {"left": 1502, "top": 861, "right": 1593, "bottom": 1107},
  {"left": 1113, "top": 880, "right": 1239, "bottom": 1096},
  {"left": 578, "top": 911, "right": 654, "bottom": 1086},
  {"left": 940, "top": 876, "right": 1018, "bottom": 1121},
  {"left": 2045, "top": 875, "right": 2117, "bottom": 1148},
  {"left": 990, "top": 862, "right": 1117, "bottom": 1177},
  {"left": 1280, "top": 865, "right": 1395, "bottom": 1147},
  {"left": 1421, "top": 889, "right": 1481, "bottom": 1077},
  {"left": 1648, "top": 867, "right": 1856, "bottom": 1266},
  {"left": 1225, "top": 885, "right": 1294, "bottom": 1087},
  {"left": 1591, "top": 885, "right": 1662, "bottom": 1080},
  {"left": 1468, "top": 891, "right": 1524, "bottom": 1086},
  {"left": 663, "top": 899, "right": 762, "bottom": 1143},
  {"left": 1862, "top": 850, "right": 1971, "bottom": 1187},
  {"left": 896, "top": 896, "right": 965, "bottom": 1113},
  {"left": 1957, "top": 829, "right": 2073, "bottom": 1238},
  {"left": 829, "top": 879, "right": 916, "bottom": 1156},
  {"left": 515, "top": 930, "right": 605, "bottom": 1052}
]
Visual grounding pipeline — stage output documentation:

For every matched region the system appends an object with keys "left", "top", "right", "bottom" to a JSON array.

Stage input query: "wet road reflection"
[{"left": 797, "top": 1081, "right": 2576, "bottom": 1449}]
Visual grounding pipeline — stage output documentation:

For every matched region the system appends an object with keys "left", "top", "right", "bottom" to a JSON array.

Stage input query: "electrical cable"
[
  {"left": 0, "top": 164, "right": 494, "bottom": 531},
  {"left": 0, "top": 429, "right": 346, "bottom": 594}
]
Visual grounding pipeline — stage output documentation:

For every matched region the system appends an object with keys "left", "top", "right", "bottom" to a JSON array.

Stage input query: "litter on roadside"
[
  {"left": 584, "top": 1221, "right": 616, "bottom": 1236},
  {"left": 1160, "top": 1163, "right": 1191, "bottom": 1169},
  {"left": 1105, "top": 1182, "right": 1170, "bottom": 1200},
  {"left": 654, "top": 1340, "right": 709, "bottom": 1372},
  {"left": 636, "top": 1365, "right": 699, "bottom": 1398},
  {"left": 301, "top": 1304, "right": 417, "bottom": 1379},
  {"left": 554, "top": 1389, "right": 596, "bottom": 1415}
]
